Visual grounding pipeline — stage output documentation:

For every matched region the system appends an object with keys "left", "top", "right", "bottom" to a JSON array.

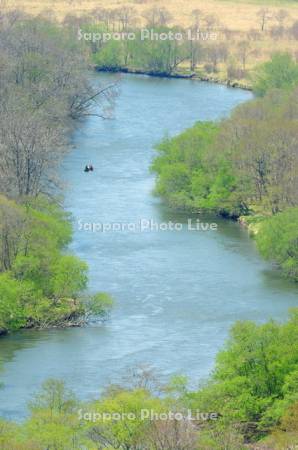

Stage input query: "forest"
[{"left": 0, "top": 14, "right": 114, "bottom": 334}]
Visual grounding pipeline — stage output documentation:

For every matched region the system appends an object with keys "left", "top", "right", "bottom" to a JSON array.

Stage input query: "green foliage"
[
  {"left": 256, "top": 208, "right": 298, "bottom": 281},
  {"left": 93, "top": 40, "right": 124, "bottom": 71},
  {"left": 0, "top": 196, "right": 112, "bottom": 333},
  {"left": 0, "top": 274, "right": 33, "bottom": 331},
  {"left": 265, "top": 401, "right": 298, "bottom": 449},
  {"left": 50, "top": 256, "right": 88, "bottom": 299},
  {"left": 88, "top": 26, "right": 188, "bottom": 75},
  {"left": 84, "top": 292, "right": 114, "bottom": 318},
  {"left": 29, "top": 379, "right": 78, "bottom": 414},
  {"left": 253, "top": 53, "right": 298, "bottom": 96},
  {"left": 185, "top": 309, "right": 298, "bottom": 435},
  {"left": 151, "top": 121, "right": 249, "bottom": 217},
  {"left": 85, "top": 388, "right": 166, "bottom": 448},
  {"left": 24, "top": 379, "right": 90, "bottom": 450},
  {"left": 133, "top": 28, "right": 187, "bottom": 74},
  {"left": 153, "top": 122, "right": 226, "bottom": 208}
]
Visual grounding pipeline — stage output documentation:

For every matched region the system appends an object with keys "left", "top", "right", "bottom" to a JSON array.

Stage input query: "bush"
[
  {"left": 151, "top": 121, "right": 245, "bottom": 216},
  {"left": 256, "top": 208, "right": 298, "bottom": 281},
  {"left": 253, "top": 53, "right": 298, "bottom": 96},
  {"left": 0, "top": 196, "right": 113, "bottom": 332},
  {"left": 93, "top": 41, "right": 124, "bottom": 70},
  {"left": 185, "top": 310, "right": 298, "bottom": 435}
]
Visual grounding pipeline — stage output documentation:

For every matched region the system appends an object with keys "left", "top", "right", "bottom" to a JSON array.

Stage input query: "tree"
[
  {"left": 275, "top": 9, "right": 288, "bottom": 28},
  {"left": 256, "top": 208, "right": 298, "bottom": 280},
  {"left": 132, "top": 28, "right": 187, "bottom": 75},
  {"left": 0, "top": 196, "right": 27, "bottom": 271},
  {"left": 0, "top": 103, "right": 67, "bottom": 197},
  {"left": 143, "top": 7, "right": 172, "bottom": 27},
  {"left": 187, "top": 310, "right": 298, "bottom": 434},
  {"left": 219, "top": 87, "right": 298, "bottom": 213},
  {"left": 204, "top": 14, "right": 219, "bottom": 31},
  {"left": 115, "top": 6, "right": 136, "bottom": 31},
  {"left": 0, "top": 16, "right": 117, "bottom": 197},
  {"left": 0, "top": 274, "right": 29, "bottom": 331},
  {"left": 151, "top": 122, "right": 222, "bottom": 210},
  {"left": 290, "top": 20, "right": 298, "bottom": 40},
  {"left": 253, "top": 53, "right": 298, "bottom": 96},
  {"left": 0, "top": 195, "right": 112, "bottom": 332},
  {"left": 146, "top": 418, "right": 198, "bottom": 450},
  {"left": 191, "top": 9, "right": 203, "bottom": 30},
  {"left": 237, "top": 40, "right": 251, "bottom": 71},
  {"left": 49, "top": 256, "right": 88, "bottom": 300},
  {"left": 205, "top": 42, "right": 229, "bottom": 72},
  {"left": 257, "top": 8, "right": 271, "bottom": 32},
  {"left": 25, "top": 379, "right": 86, "bottom": 450},
  {"left": 86, "top": 389, "right": 165, "bottom": 449},
  {"left": 93, "top": 40, "right": 124, "bottom": 71}
]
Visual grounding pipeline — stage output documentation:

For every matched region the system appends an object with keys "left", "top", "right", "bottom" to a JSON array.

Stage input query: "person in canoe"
[{"left": 84, "top": 164, "right": 94, "bottom": 172}]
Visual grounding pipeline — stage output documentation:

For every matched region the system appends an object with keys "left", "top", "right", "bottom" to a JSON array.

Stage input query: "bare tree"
[
  {"left": 63, "top": 13, "right": 82, "bottom": 29},
  {"left": 121, "top": 364, "right": 163, "bottom": 394},
  {"left": 0, "top": 100, "right": 67, "bottom": 197},
  {"left": 257, "top": 8, "right": 271, "bottom": 32},
  {"left": 143, "top": 6, "right": 172, "bottom": 27},
  {"left": 275, "top": 9, "right": 288, "bottom": 28},
  {"left": 158, "top": 7, "right": 173, "bottom": 26},
  {"left": 247, "top": 28, "right": 261, "bottom": 41},
  {"left": 291, "top": 20, "right": 298, "bottom": 40},
  {"left": 0, "top": 196, "right": 27, "bottom": 271},
  {"left": 191, "top": 9, "right": 203, "bottom": 30},
  {"left": 115, "top": 6, "right": 136, "bottom": 31},
  {"left": 92, "top": 7, "right": 114, "bottom": 31},
  {"left": 146, "top": 418, "right": 198, "bottom": 450},
  {"left": 37, "top": 8, "right": 57, "bottom": 23},
  {"left": 91, "top": 7, "right": 105, "bottom": 24},
  {"left": 206, "top": 42, "right": 229, "bottom": 72},
  {"left": 237, "top": 40, "right": 251, "bottom": 71},
  {"left": 204, "top": 14, "right": 219, "bottom": 31},
  {"left": 0, "top": 12, "right": 118, "bottom": 198}
]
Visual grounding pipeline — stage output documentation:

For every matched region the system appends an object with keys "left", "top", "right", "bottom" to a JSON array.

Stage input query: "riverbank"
[
  {"left": 0, "top": 16, "right": 120, "bottom": 336},
  {"left": 151, "top": 59, "right": 298, "bottom": 282},
  {"left": 0, "top": 197, "right": 113, "bottom": 336},
  {"left": 95, "top": 66, "right": 253, "bottom": 91}
]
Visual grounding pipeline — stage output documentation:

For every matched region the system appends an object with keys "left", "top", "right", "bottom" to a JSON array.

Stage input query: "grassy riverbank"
[
  {"left": 95, "top": 66, "right": 253, "bottom": 90},
  {"left": 152, "top": 53, "right": 298, "bottom": 281}
]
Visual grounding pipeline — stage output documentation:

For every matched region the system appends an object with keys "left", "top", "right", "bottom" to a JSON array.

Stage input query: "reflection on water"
[{"left": 0, "top": 74, "right": 297, "bottom": 420}]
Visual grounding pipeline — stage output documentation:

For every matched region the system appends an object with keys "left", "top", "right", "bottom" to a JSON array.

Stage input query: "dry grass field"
[{"left": 6, "top": 0, "right": 298, "bottom": 31}]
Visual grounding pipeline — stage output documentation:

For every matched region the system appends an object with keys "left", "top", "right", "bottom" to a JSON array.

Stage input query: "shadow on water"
[{"left": 151, "top": 200, "right": 298, "bottom": 293}]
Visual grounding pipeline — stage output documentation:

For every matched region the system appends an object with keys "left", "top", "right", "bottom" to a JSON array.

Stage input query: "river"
[{"left": 0, "top": 74, "right": 297, "bottom": 420}]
